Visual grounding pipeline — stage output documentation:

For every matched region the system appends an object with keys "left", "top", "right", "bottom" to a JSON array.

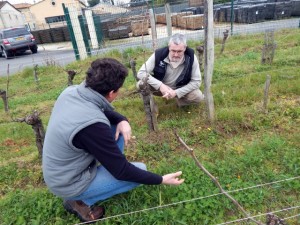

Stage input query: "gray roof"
[
  {"left": 0, "top": 1, "right": 7, "bottom": 9},
  {"left": 0, "top": 1, "right": 15, "bottom": 9},
  {"left": 0, "top": 1, "right": 19, "bottom": 12}
]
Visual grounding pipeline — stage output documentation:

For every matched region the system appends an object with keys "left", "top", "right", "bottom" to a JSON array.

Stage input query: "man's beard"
[{"left": 170, "top": 56, "right": 183, "bottom": 62}]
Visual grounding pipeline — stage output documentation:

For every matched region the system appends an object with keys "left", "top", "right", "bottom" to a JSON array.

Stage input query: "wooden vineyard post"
[
  {"left": 165, "top": 3, "right": 172, "bottom": 37},
  {"left": 261, "top": 30, "right": 276, "bottom": 64},
  {"left": 263, "top": 75, "right": 271, "bottom": 113},
  {"left": 204, "top": 0, "right": 215, "bottom": 123},
  {"left": 149, "top": 9, "right": 158, "bottom": 51}
]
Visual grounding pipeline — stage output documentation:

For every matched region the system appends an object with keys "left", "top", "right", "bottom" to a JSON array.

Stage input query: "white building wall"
[
  {"left": 0, "top": 15, "right": 4, "bottom": 29},
  {"left": 0, "top": 4, "right": 25, "bottom": 29}
]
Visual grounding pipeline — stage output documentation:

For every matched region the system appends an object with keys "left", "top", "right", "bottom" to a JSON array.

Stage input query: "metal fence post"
[
  {"left": 230, "top": 0, "right": 234, "bottom": 35},
  {"left": 62, "top": 3, "right": 80, "bottom": 61},
  {"left": 78, "top": 14, "right": 91, "bottom": 56},
  {"left": 92, "top": 15, "right": 103, "bottom": 48},
  {"left": 85, "top": 9, "right": 99, "bottom": 50}
]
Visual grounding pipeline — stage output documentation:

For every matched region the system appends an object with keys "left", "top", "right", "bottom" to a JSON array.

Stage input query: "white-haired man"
[{"left": 137, "top": 33, "right": 204, "bottom": 107}]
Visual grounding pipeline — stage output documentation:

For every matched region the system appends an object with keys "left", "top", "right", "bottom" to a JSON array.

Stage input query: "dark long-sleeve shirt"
[{"left": 72, "top": 110, "right": 162, "bottom": 185}]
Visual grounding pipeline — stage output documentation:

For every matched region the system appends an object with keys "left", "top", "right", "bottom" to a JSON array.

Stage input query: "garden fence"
[{"left": 28, "top": 0, "right": 300, "bottom": 60}]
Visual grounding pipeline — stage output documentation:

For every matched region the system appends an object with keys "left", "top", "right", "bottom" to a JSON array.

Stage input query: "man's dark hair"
[{"left": 85, "top": 58, "right": 128, "bottom": 96}]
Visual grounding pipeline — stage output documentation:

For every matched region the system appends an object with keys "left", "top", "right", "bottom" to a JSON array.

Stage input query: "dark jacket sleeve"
[
  {"left": 103, "top": 110, "right": 128, "bottom": 125},
  {"left": 73, "top": 122, "right": 162, "bottom": 185}
]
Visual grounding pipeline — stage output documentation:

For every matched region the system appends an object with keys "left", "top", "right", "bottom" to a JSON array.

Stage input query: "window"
[
  {"left": 3, "top": 28, "right": 30, "bottom": 38},
  {"left": 45, "top": 15, "right": 66, "bottom": 23}
]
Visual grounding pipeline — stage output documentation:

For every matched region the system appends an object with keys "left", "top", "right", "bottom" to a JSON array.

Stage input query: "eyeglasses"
[{"left": 169, "top": 49, "right": 184, "bottom": 54}]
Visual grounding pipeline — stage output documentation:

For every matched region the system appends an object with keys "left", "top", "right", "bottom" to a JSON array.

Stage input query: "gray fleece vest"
[{"left": 42, "top": 81, "right": 113, "bottom": 198}]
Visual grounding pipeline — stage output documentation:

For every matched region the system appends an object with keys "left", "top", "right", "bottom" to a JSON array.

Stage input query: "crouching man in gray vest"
[
  {"left": 42, "top": 58, "right": 184, "bottom": 223},
  {"left": 137, "top": 33, "right": 204, "bottom": 107}
]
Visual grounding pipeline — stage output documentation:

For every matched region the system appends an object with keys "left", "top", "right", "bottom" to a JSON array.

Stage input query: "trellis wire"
[
  {"left": 216, "top": 205, "right": 300, "bottom": 225},
  {"left": 282, "top": 214, "right": 300, "bottom": 221},
  {"left": 74, "top": 176, "right": 300, "bottom": 225}
]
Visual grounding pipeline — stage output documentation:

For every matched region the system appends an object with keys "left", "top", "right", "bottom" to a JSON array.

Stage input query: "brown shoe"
[{"left": 63, "top": 200, "right": 105, "bottom": 222}]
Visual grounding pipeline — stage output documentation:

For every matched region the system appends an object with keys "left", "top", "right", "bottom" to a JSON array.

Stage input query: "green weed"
[{"left": 0, "top": 28, "right": 299, "bottom": 225}]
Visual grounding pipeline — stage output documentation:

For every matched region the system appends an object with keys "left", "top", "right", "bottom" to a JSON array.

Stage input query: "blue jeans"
[{"left": 67, "top": 126, "right": 147, "bottom": 206}]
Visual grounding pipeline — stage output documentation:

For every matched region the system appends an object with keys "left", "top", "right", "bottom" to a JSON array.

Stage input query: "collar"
[{"left": 77, "top": 81, "right": 114, "bottom": 112}]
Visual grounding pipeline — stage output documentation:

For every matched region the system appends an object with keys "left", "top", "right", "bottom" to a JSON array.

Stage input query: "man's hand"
[
  {"left": 160, "top": 83, "right": 176, "bottom": 100},
  {"left": 162, "top": 171, "right": 184, "bottom": 185},
  {"left": 115, "top": 120, "right": 131, "bottom": 146}
]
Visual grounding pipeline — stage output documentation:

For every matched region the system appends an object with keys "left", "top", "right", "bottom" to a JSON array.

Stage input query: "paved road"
[{"left": 0, "top": 48, "right": 75, "bottom": 77}]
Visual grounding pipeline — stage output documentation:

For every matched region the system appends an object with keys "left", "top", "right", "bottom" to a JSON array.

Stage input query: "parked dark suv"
[{"left": 0, "top": 27, "right": 38, "bottom": 59}]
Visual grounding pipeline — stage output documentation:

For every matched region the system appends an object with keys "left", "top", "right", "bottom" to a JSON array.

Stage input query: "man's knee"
[{"left": 177, "top": 89, "right": 204, "bottom": 106}]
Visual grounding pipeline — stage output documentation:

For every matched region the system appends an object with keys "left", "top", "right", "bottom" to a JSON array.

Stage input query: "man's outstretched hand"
[
  {"left": 115, "top": 120, "right": 131, "bottom": 146},
  {"left": 162, "top": 171, "right": 184, "bottom": 185}
]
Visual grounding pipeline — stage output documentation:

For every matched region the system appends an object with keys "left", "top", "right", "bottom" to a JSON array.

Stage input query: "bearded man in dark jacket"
[{"left": 137, "top": 33, "right": 204, "bottom": 107}]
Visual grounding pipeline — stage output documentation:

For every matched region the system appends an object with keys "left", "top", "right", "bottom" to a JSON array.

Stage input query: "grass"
[{"left": 0, "top": 28, "right": 299, "bottom": 225}]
